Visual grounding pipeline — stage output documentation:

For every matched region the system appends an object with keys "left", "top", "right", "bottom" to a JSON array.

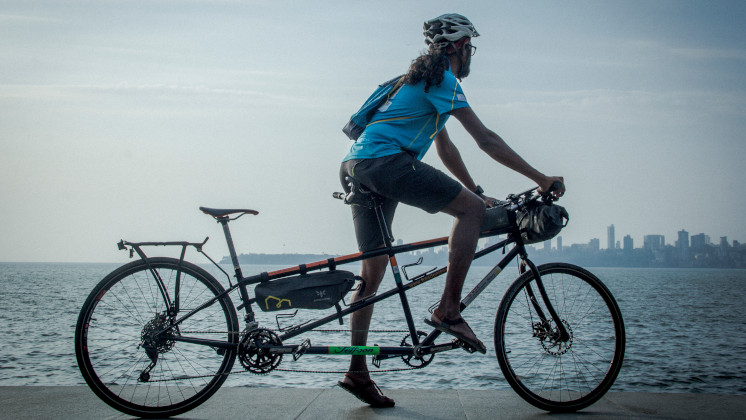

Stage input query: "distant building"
[
  {"left": 557, "top": 236, "right": 563, "bottom": 251},
  {"left": 719, "top": 237, "right": 729, "bottom": 257},
  {"left": 623, "top": 235, "right": 633, "bottom": 254},
  {"left": 607, "top": 225, "right": 615, "bottom": 250},
  {"left": 677, "top": 230, "right": 689, "bottom": 262},
  {"left": 644, "top": 235, "right": 665, "bottom": 250},
  {"left": 589, "top": 238, "right": 600, "bottom": 251},
  {"left": 691, "top": 233, "right": 710, "bottom": 251},
  {"left": 544, "top": 239, "right": 551, "bottom": 250}
]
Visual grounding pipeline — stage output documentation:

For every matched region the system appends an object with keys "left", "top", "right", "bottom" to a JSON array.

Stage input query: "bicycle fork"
[{"left": 520, "top": 257, "right": 571, "bottom": 343}]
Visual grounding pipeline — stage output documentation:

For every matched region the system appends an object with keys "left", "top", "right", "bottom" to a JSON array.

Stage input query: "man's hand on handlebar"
[
  {"left": 480, "top": 193, "right": 499, "bottom": 208},
  {"left": 538, "top": 176, "right": 565, "bottom": 200}
]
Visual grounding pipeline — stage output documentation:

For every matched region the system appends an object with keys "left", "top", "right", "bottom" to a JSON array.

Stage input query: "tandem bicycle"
[{"left": 75, "top": 182, "right": 625, "bottom": 417}]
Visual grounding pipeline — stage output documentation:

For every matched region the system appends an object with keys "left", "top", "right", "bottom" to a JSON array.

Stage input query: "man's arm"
[
  {"left": 434, "top": 127, "right": 498, "bottom": 205},
  {"left": 449, "top": 107, "right": 565, "bottom": 196},
  {"left": 434, "top": 127, "right": 478, "bottom": 192}
]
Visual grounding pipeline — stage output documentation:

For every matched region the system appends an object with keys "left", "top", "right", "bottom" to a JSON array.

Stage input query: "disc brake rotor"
[{"left": 535, "top": 319, "right": 573, "bottom": 356}]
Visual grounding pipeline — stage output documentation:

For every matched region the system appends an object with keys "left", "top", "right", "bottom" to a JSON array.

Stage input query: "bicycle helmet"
[{"left": 423, "top": 13, "right": 479, "bottom": 48}]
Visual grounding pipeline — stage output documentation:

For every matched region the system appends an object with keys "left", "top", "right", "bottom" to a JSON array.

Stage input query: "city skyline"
[
  {"left": 522, "top": 224, "right": 745, "bottom": 268},
  {"left": 566, "top": 224, "right": 740, "bottom": 251}
]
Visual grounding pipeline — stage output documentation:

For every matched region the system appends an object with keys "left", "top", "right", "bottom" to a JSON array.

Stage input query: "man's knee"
[
  {"left": 467, "top": 194, "right": 486, "bottom": 220},
  {"left": 445, "top": 188, "right": 485, "bottom": 221}
]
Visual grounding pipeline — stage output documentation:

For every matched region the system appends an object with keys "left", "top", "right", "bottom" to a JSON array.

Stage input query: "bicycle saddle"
[{"left": 199, "top": 207, "right": 259, "bottom": 218}]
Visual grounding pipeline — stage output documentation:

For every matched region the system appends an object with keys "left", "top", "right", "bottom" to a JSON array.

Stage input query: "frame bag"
[
  {"left": 254, "top": 270, "right": 356, "bottom": 312},
  {"left": 342, "top": 75, "right": 405, "bottom": 140},
  {"left": 516, "top": 202, "right": 569, "bottom": 244},
  {"left": 480, "top": 206, "right": 511, "bottom": 231}
]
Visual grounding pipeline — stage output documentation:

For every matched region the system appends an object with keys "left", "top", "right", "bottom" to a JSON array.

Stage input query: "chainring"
[
  {"left": 400, "top": 331, "right": 434, "bottom": 368},
  {"left": 238, "top": 328, "right": 283, "bottom": 374}
]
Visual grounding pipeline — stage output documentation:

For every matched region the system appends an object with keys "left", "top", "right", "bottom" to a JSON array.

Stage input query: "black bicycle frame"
[{"left": 125, "top": 203, "right": 568, "bottom": 358}]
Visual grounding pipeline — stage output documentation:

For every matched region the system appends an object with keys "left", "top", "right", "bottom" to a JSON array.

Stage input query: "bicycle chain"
[
  {"left": 144, "top": 363, "right": 424, "bottom": 383},
  {"left": 179, "top": 329, "right": 410, "bottom": 334},
  {"left": 144, "top": 329, "right": 422, "bottom": 383}
]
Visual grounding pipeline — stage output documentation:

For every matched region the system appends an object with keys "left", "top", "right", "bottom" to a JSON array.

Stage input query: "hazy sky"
[{"left": 1, "top": 0, "right": 745, "bottom": 263}]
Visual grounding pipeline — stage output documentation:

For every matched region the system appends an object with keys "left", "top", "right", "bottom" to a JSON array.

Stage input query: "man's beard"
[{"left": 457, "top": 53, "right": 471, "bottom": 79}]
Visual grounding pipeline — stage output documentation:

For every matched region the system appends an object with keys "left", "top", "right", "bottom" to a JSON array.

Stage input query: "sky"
[{"left": 1, "top": 0, "right": 745, "bottom": 263}]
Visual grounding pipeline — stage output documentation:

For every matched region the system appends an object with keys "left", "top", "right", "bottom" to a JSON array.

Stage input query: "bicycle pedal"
[
  {"left": 455, "top": 339, "right": 477, "bottom": 354},
  {"left": 292, "top": 338, "right": 311, "bottom": 361}
]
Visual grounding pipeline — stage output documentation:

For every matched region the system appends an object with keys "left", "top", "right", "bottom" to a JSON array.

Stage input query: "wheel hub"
[
  {"left": 534, "top": 319, "right": 573, "bottom": 356},
  {"left": 140, "top": 313, "right": 176, "bottom": 354}
]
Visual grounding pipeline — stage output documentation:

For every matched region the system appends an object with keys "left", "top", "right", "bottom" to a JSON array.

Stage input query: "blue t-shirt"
[{"left": 343, "top": 68, "right": 470, "bottom": 162}]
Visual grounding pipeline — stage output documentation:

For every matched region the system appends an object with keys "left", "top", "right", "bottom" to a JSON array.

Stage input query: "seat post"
[
  {"left": 218, "top": 217, "right": 255, "bottom": 321},
  {"left": 372, "top": 198, "right": 394, "bottom": 248},
  {"left": 217, "top": 217, "right": 242, "bottom": 275}
]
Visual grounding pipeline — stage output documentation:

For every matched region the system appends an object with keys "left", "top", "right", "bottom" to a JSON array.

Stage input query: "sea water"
[{"left": 0, "top": 262, "right": 744, "bottom": 394}]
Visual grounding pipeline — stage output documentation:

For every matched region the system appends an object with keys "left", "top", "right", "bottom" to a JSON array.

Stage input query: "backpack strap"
[{"left": 385, "top": 76, "right": 406, "bottom": 103}]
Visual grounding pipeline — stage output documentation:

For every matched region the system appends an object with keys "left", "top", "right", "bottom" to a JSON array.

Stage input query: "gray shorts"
[{"left": 339, "top": 152, "right": 462, "bottom": 252}]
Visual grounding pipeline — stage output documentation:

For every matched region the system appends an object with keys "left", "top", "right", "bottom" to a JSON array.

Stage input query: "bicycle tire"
[
  {"left": 75, "top": 257, "right": 239, "bottom": 418},
  {"left": 494, "top": 263, "right": 625, "bottom": 412}
]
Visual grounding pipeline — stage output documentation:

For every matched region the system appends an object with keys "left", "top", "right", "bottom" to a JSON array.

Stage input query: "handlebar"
[
  {"left": 540, "top": 181, "right": 564, "bottom": 203},
  {"left": 500, "top": 181, "right": 564, "bottom": 211}
]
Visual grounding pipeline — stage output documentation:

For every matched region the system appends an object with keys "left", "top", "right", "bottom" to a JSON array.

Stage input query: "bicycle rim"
[
  {"left": 75, "top": 258, "right": 239, "bottom": 418},
  {"left": 495, "top": 263, "right": 625, "bottom": 412}
]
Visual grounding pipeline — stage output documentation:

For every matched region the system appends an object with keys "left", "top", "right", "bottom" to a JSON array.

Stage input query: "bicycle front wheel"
[
  {"left": 75, "top": 257, "right": 239, "bottom": 418},
  {"left": 494, "top": 263, "right": 625, "bottom": 412}
]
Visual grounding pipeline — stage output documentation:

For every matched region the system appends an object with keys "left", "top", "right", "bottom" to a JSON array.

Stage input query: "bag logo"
[
  {"left": 265, "top": 295, "right": 292, "bottom": 310},
  {"left": 314, "top": 289, "right": 330, "bottom": 302}
]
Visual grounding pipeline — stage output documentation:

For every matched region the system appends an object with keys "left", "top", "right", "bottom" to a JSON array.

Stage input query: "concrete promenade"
[{"left": 1, "top": 386, "right": 744, "bottom": 419}]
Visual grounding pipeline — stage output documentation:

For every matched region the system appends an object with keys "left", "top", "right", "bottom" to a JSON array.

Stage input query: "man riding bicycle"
[{"left": 338, "top": 13, "right": 565, "bottom": 407}]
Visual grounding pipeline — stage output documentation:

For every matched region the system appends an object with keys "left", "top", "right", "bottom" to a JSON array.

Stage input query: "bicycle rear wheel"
[
  {"left": 494, "top": 263, "right": 624, "bottom": 412},
  {"left": 75, "top": 257, "right": 239, "bottom": 418}
]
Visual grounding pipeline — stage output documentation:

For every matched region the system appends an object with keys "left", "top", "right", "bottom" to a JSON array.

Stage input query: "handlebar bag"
[
  {"left": 254, "top": 270, "right": 356, "bottom": 312},
  {"left": 516, "top": 202, "right": 569, "bottom": 244}
]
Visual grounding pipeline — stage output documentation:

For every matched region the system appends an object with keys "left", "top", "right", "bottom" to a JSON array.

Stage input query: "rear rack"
[{"left": 117, "top": 237, "right": 233, "bottom": 288}]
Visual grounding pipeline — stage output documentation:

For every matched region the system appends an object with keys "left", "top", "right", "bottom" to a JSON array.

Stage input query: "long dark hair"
[{"left": 402, "top": 46, "right": 449, "bottom": 93}]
